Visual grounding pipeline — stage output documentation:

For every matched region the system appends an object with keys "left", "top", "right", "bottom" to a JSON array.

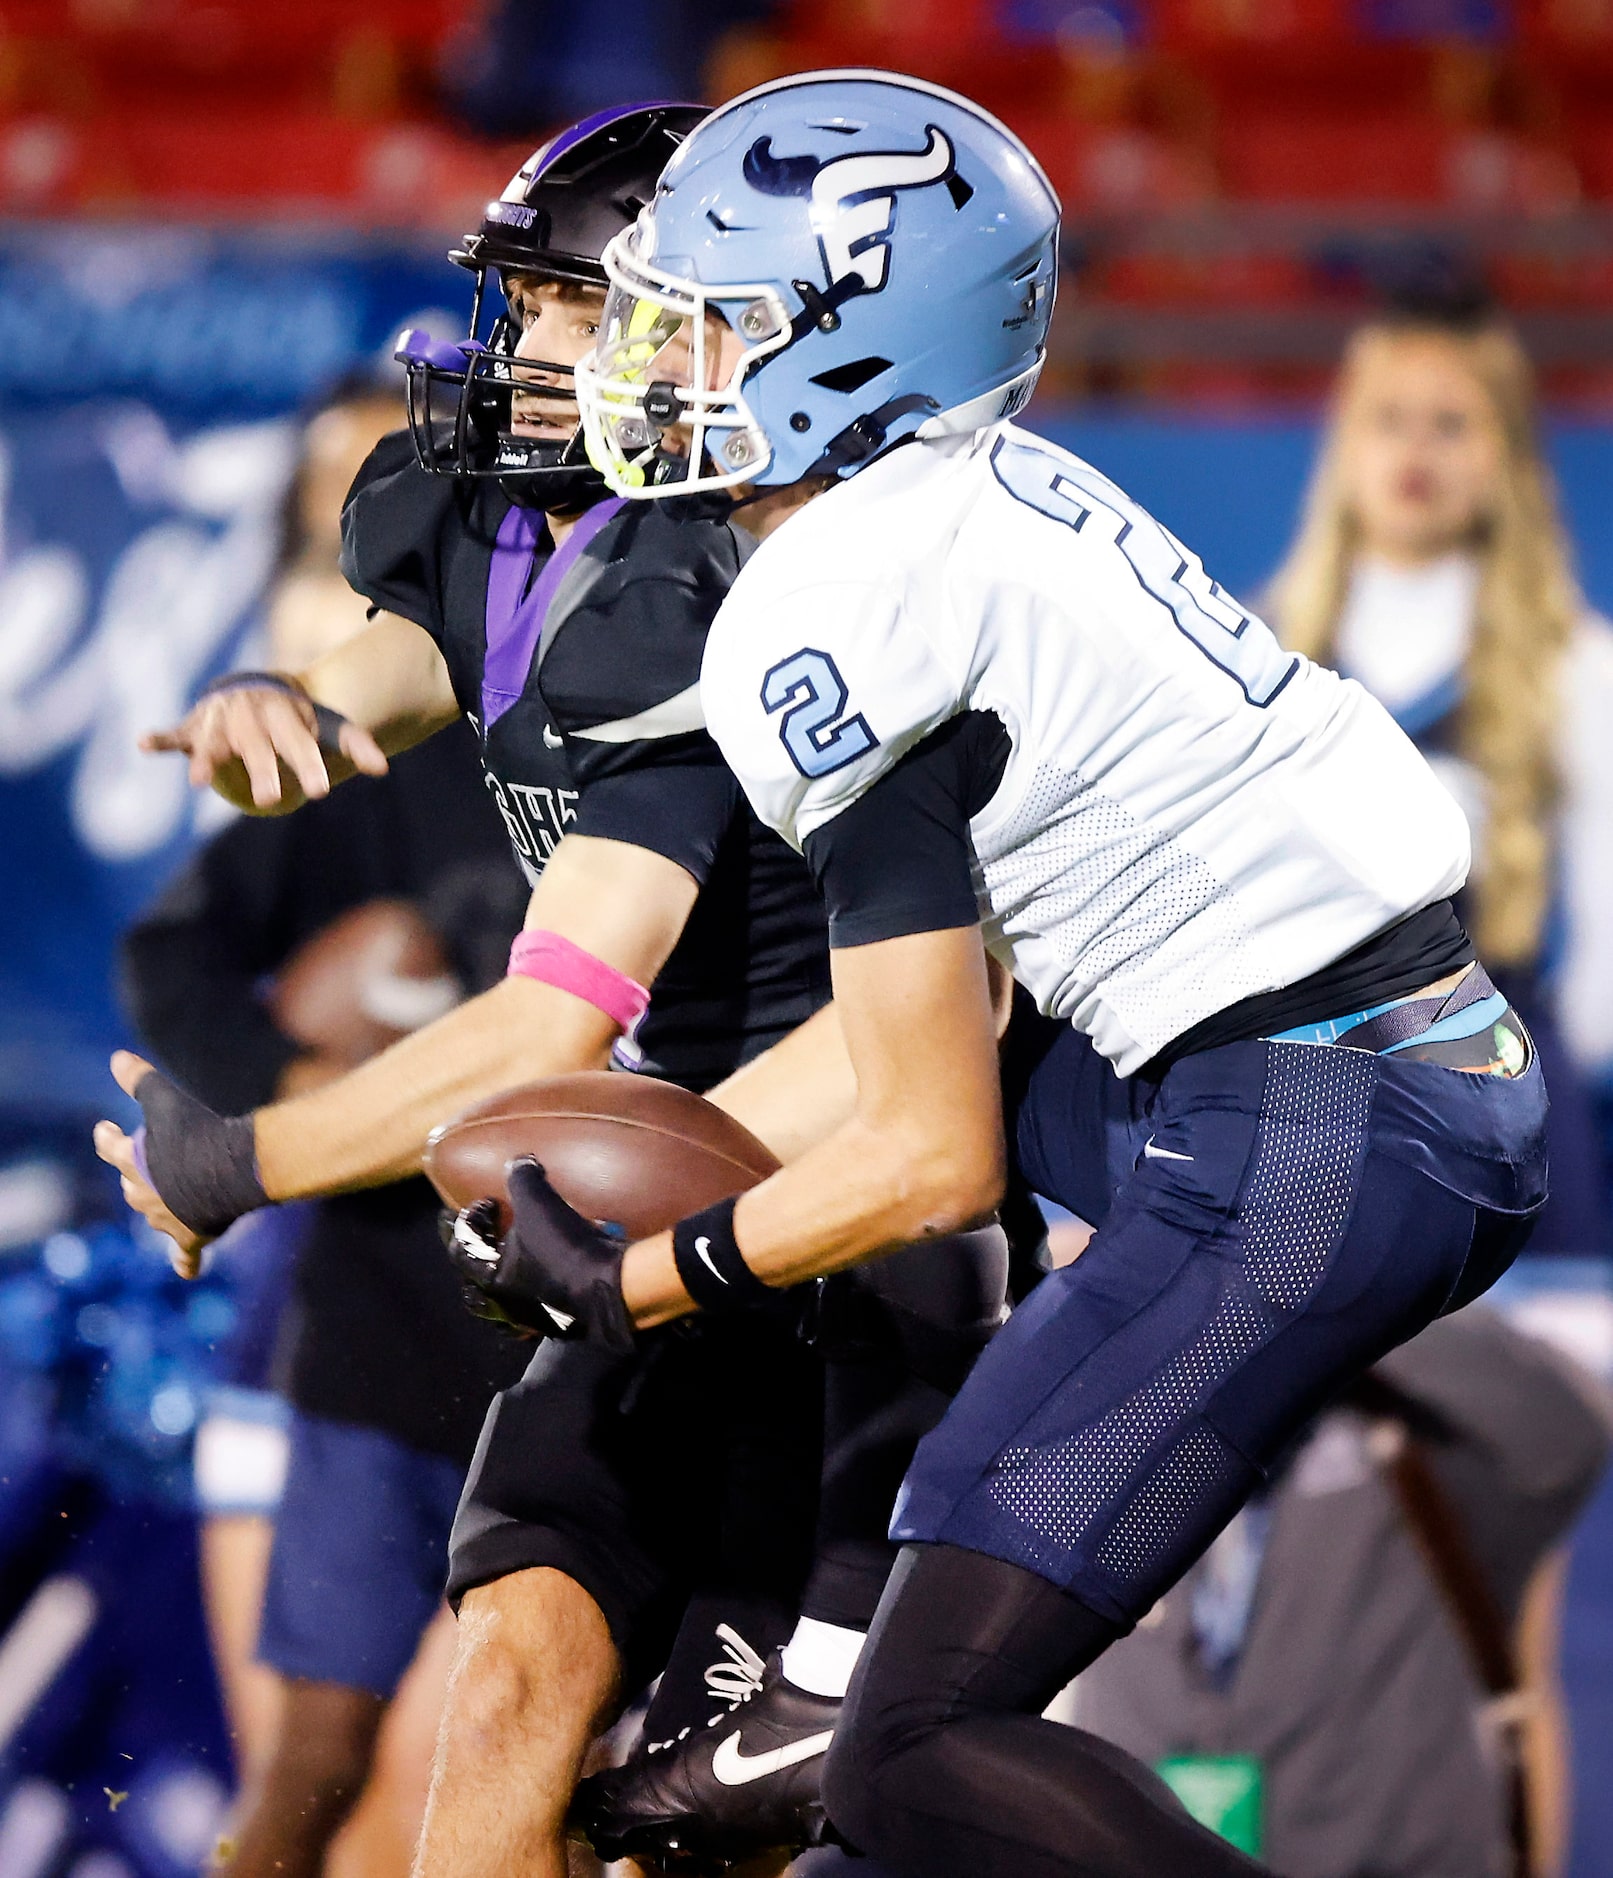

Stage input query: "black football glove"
[
  {"left": 445, "top": 1158, "right": 635, "bottom": 1354},
  {"left": 130, "top": 1066, "right": 267, "bottom": 1238},
  {"left": 440, "top": 1201, "right": 542, "bottom": 1341}
]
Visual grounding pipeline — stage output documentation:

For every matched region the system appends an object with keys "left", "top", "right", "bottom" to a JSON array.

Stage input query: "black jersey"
[{"left": 340, "top": 431, "right": 831, "bottom": 1088}]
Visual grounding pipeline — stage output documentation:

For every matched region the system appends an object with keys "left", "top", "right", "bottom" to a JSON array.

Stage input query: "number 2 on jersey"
[
  {"left": 990, "top": 436, "right": 1298, "bottom": 707},
  {"left": 762, "top": 648, "right": 878, "bottom": 779}
]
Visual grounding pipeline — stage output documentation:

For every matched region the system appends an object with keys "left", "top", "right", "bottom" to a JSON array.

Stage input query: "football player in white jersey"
[{"left": 485, "top": 70, "right": 1550, "bottom": 1878}]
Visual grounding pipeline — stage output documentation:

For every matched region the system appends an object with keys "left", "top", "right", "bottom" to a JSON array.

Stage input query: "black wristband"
[
  {"left": 672, "top": 1196, "right": 775, "bottom": 1314},
  {"left": 194, "top": 672, "right": 351, "bottom": 759}
]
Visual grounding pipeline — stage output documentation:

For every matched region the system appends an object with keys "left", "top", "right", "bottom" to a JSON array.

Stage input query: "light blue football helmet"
[{"left": 576, "top": 69, "right": 1061, "bottom": 495}]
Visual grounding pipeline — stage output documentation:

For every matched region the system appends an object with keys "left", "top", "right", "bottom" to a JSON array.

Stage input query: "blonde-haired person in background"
[{"left": 1268, "top": 296, "right": 1613, "bottom": 1263}]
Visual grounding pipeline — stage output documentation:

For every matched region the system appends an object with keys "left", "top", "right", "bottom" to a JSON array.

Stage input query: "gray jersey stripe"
[{"left": 572, "top": 681, "right": 705, "bottom": 743}]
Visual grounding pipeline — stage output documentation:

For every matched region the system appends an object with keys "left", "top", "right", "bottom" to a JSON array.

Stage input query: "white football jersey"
[{"left": 702, "top": 423, "right": 1471, "bottom": 1074}]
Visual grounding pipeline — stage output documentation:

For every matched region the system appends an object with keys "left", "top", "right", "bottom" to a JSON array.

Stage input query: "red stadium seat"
[
  {"left": 1222, "top": 112, "right": 1443, "bottom": 199},
  {"left": 1152, "top": 0, "right": 1363, "bottom": 48},
  {"left": 1569, "top": 121, "right": 1613, "bottom": 196},
  {"left": 1012, "top": 111, "right": 1216, "bottom": 211}
]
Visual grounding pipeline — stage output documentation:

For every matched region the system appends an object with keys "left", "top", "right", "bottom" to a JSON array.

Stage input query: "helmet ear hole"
[{"left": 808, "top": 357, "right": 893, "bottom": 395}]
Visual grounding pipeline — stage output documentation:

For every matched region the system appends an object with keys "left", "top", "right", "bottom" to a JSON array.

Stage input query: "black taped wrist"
[
  {"left": 133, "top": 1070, "right": 268, "bottom": 1236},
  {"left": 672, "top": 1196, "right": 775, "bottom": 1314}
]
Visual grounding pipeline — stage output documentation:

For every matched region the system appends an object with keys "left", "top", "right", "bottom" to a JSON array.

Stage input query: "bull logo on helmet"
[{"left": 742, "top": 127, "right": 957, "bottom": 294}]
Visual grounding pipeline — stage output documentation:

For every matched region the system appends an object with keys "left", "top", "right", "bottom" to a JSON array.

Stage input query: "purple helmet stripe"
[{"left": 528, "top": 101, "right": 693, "bottom": 181}]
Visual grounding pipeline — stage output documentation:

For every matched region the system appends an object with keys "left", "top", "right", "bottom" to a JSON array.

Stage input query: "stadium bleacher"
[{"left": 0, "top": 0, "right": 1609, "bottom": 402}]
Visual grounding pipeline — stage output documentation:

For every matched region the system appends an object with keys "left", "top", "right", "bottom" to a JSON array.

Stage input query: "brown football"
[
  {"left": 269, "top": 899, "right": 461, "bottom": 1068},
  {"left": 422, "top": 1072, "right": 781, "bottom": 1237}
]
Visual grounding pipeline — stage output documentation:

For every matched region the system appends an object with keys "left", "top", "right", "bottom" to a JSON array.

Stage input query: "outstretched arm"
[
  {"left": 94, "top": 832, "right": 700, "bottom": 1271},
  {"left": 141, "top": 611, "right": 459, "bottom": 813}
]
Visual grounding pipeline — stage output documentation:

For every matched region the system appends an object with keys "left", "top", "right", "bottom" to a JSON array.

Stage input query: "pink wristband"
[{"left": 506, "top": 930, "right": 651, "bottom": 1035}]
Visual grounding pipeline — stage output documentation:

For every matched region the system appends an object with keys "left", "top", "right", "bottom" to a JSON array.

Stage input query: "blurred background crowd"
[{"left": 4, "top": 3, "right": 1613, "bottom": 1877}]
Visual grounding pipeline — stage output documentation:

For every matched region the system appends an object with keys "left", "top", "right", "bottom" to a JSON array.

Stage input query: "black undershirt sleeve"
[
  {"left": 803, "top": 711, "right": 1011, "bottom": 948},
  {"left": 567, "top": 740, "right": 742, "bottom": 886}
]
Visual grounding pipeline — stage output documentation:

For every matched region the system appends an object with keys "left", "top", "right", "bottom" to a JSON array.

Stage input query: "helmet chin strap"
[{"left": 498, "top": 430, "right": 609, "bottom": 511}]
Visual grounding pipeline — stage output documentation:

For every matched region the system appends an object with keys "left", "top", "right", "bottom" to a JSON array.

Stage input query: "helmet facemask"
[
  {"left": 578, "top": 227, "right": 795, "bottom": 495},
  {"left": 397, "top": 268, "right": 608, "bottom": 511}
]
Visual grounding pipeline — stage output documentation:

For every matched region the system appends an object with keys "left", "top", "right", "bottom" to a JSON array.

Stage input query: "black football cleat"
[{"left": 575, "top": 1650, "right": 842, "bottom": 1874}]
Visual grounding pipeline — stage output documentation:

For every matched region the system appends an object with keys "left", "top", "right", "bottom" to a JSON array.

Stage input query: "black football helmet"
[{"left": 397, "top": 102, "right": 706, "bottom": 509}]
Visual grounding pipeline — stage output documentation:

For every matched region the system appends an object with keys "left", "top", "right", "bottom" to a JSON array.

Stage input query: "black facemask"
[{"left": 396, "top": 315, "right": 609, "bottom": 514}]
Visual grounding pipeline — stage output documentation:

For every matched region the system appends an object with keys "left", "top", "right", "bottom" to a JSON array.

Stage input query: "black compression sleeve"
[{"left": 803, "top": 710, "right": 1011, "bottom": 948}]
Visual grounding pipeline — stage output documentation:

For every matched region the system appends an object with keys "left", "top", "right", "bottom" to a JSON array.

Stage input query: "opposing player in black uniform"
[{"left": 95, "top": 107, "right": 1005, "bottom": 1877}]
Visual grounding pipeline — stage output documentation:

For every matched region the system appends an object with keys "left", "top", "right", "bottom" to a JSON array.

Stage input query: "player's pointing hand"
[{"left": 142, "top": 673, "right": 388, "bottom": 812}]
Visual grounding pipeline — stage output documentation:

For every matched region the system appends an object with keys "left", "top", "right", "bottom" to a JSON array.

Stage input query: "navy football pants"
[{"left": 826, "top": 1031, "right": 1547, "bottom": 1877}]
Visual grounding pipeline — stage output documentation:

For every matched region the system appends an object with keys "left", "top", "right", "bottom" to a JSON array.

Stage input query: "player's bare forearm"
[
  {"left": 300, "top": 610, "right": 461, "bottom": 754},
  {"left": 705, "top": 1004, "right": 858, "bottom": 1166},
  {"left": 623, "top": 927, "right": 1006, "bottom": 1326},
  {"left": 255, "top": 836, "right": 701, "bottom": 1197},
  {"left": 709, "top": 954, "right": 1014, "bottom": 1167},
  {"left": 254, "top": 973, "right": 620, "bottom": 1195}
]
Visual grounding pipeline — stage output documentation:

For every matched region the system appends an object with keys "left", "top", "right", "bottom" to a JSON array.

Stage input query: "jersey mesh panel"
[
  {"left": 980, "top": 761, "right": 1267, "bottom": 1050},
  {"left": 986, "top": 1289, "right": 1267, "bottom": 1553},
  {"left": 1093, "top": 1423, "right": 1249, "bottom": 1585},
  {"left": 982, "top": 1045, "right": 1377, "bottom": 1583},
  {"left": 1242, "top": 1047, "right": 1377, "bottom": 1311}
]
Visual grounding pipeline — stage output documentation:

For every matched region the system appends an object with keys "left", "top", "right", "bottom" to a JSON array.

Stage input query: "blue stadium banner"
[{"left": 0, "top": 227, "right": 461, "bottom": 1118}]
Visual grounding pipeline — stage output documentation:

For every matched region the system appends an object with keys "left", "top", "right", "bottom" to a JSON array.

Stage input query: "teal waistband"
[
  {"left": 1267, "top": 987, "right": 1508, "bottom": 1052},
  {"left": 1267, "top": 991, "right": 1422, "bottom": 1048}
]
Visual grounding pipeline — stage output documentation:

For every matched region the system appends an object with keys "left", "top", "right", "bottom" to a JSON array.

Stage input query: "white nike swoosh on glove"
[
  {"left": 452, "top": 1216, "right": 499, "bottom": 1264},
  {"left": 710, "top": 1729, "right": 835, "bottom": 1787}
]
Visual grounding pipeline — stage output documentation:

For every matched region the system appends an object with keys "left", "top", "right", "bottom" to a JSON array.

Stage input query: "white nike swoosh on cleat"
[
  {"left": 1142, "top": 1138, "right": 1195, "bottom": 1162},
  {"left": 695, "top": 1236, "right": 728, "bottom": 1284},
  {"left": 710, "top": 1729, "right": 835, "bottom": 1787}
]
